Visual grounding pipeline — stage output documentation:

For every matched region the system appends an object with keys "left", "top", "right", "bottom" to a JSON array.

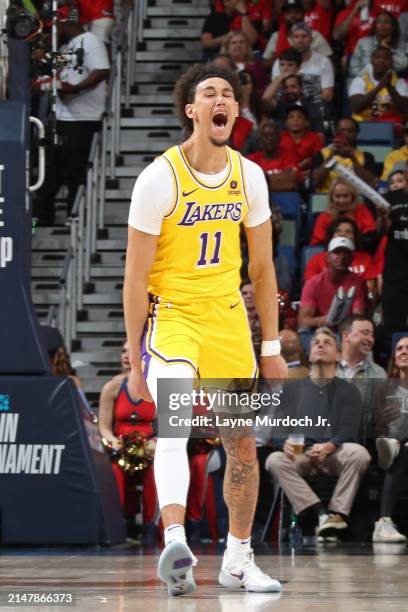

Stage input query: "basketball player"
[{"left": 124, "top": 63, "right": 288, "bottom": 596}]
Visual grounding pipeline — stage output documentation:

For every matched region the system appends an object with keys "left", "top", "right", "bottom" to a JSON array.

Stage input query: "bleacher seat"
[
  {"left": 362, "top": 145, "right": 393, "bottom": 163},
  {"left": 270, "top": 191, "right": 301, "bottom": 222},
  {"left": 280, "top": 219, "right": 296, "bottom": 247},
  {"left": 278, "top": 245, "right": 295, "bottom": 274},
  {"left": 301, "top": 245, "right": 325, "bottom": 277},
  {"left": 308, "top": 193, "right": 328, "bottom": 233},
  {"left": 357, "top": 122, "right": 396, "bottom": 147}
]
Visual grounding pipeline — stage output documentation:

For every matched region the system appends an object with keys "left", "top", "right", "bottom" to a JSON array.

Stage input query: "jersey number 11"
[{"left": 197, "top": 231, "right": 222, "bottom": 267}]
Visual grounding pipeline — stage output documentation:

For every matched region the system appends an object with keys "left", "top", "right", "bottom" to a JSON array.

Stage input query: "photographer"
[{"left": 34, "top": 6, "right": 110, "bottom": 226}]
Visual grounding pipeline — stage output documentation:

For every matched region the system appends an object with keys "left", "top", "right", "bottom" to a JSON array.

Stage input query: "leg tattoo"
[{"left": 222, "top": 436, "right": 259, "bottom": 536}]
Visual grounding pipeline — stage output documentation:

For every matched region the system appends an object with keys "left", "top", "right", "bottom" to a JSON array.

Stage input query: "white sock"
[
  {"left": 164, "top": 524, "right": 187, "bottom": 547},
  {"left": 226, "top": 532, "right": 251, "bottom": 564}
]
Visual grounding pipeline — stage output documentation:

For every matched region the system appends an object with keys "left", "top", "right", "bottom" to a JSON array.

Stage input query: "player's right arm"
[
  {"left": 124, "top": 228, "right": 158, "bottom": 402},
  {"left": 124, "top": 158, "right": 173, "bottom": 401}
]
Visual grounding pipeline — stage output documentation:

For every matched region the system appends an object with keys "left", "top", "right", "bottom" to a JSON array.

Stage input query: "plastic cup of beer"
[{"left": 288, "top": 434, "right": 305, "bottom": 457}]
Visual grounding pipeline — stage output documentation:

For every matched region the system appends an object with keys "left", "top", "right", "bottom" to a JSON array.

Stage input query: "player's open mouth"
[{"left": 212, "top": 112, "right": 228, "bottom": 128}]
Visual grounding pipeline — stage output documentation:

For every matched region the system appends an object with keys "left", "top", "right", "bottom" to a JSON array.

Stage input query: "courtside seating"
[{"left": 357, "top": 122, "right": 396, "bottom": 147}]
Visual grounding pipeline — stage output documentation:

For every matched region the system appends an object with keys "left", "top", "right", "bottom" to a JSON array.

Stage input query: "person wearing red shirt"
[
  {"left": 75, "top": 0, "right": 114, "bottom": 44},
  {"left": 247, "top": 119, "right": 301, "bottom": 190},
  {"left": 304, "top": 217, "right": 378, "bottom": 300},
  {"left": 279, "top": 105, "right": 323, "bottom": 184},
  {"left": 333, "top": 0, "right": 380, "bottom": 58},
  {"left": 201, "top": 0, "right": 260, "bottom": 55},
  {"left": 310, "top": 177, "right": 377, "bottom": 251},
  {"left": 303, "top": 0, "right": 334, "bottom": 42},
  {"left": 374, "top": 0, "right": 408, "bottom": 18},
  {"left": 299, "top": 237, "right": 367, "bottom": 329},
  {"left": 215, "top": 0, "right": 273, "bottom": 37}
]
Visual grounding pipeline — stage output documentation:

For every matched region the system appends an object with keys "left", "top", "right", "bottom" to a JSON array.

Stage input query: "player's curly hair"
[{"left": 173, "top": 63, "right": 242, "bottom": 136}]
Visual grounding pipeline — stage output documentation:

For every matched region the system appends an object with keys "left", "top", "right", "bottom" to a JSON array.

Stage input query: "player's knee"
[{"left": 265, "top": 451, "right": 287, "bottom": 474}]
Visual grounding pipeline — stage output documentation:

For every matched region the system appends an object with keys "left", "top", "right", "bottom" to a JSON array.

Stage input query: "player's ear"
[
  {"left": 185, "top": 103, "right": 195, "bottom": 119},
  {"left": 234, "top": 101, "right": 239, "bottom": 118}
]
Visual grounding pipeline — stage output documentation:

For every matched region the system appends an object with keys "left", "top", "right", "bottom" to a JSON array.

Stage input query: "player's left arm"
[{"left": 245, "top": 220, "right": 288, "bottom": 381}]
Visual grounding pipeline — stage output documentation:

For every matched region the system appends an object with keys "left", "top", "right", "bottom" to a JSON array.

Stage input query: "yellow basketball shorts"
[{"left": 141, "top": 292, "right": 257, "bottom": 382}]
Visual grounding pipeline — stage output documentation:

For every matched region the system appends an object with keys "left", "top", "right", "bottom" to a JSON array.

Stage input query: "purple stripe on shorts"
[{"left": 141, "top": 322, "right": 152, "bottom": 382}]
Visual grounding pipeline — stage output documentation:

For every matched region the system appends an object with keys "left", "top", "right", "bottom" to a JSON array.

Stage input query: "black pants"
[
  {"left": 380, "top": 443, "right": 408, "bottom": 517},
  {"left": 34, "top": 120, "right": 101, "bottom": 224}
]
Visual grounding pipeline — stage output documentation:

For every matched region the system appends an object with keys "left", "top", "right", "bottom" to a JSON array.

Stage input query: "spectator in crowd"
[
  {"left": 264, "top": 74, "right": 325, "bottom": 135},
  {"left": 98, "top": 340, "right": 158, "bottom": 543},
  {"left": 337, "top": 315, "right": 387, "bottom": 442},
  {"left": 212, "top": 53, "right": 237, "bottom": 70},
  {"left": 33, "top": 11, "right": 110, "bottom": 225},
  {"left": 337, "top": 315, "right": 386, "bottom": 380},
  {"left": 201, "top": 0, "right": 259, "bottom": 57},
  {"left": 41, "top": 325, "right": 84, "bottom": 390},
  {"left": 271, "top": 22, "right": 334, "bottom": 104},
  {"left": 280, "top": 328, "right": 310, "bottom": 378},
  {"left": 375, "top": 0, "right": 407, "bottom": 19},
  {"left": 304, "top": 217, "right": 378, "bottom": 296},
  {"left": 247, "top": 119, "right": 300, "bottom": 191},
  {"left": 298, "top": 237, "right": 367, "bottom": 329},
  {"left": 263, "top": 0, "right": 332, "bottom": 71},
  {"left": 264, "top": 48, "right": 324, "bottom": 115},
  {"left": 349, "top": 11, "right": 407, "bottom": 78},
  {"left": 302, "top": 0, "right": 334, "bottom": 42},
  {"left": 399, "top": 10, "right": 408, "bottom": 44},
  {"left": 213, "top": 0, "right": 274, "bottom": 41},
  {"left": 75, "top": 0, "right": 114, "bottom": 45},
  {"left": 312, "top": 117, "right": 377, "bottom": 193},
  {"left": 372, "top": 335, "right": 408, "bottom": 542},
  {"left": 387, "top": 164, "right": 407, "bottom": 191},
  {"left": 333, "top": 0, "right": 379, "bottom": 63},
  {"left": 381, "top": 123, "right": 408, "bottom": 181},
  {"left": 238, "top": 70, "right": 262, "bottom": 128},
  {"left": 222, "top": 31, "right": 266, "bottom": 93},
  {"left": 265, "top": 327, "right": 370, "bottom": 539},
  {"left": 381, "top": 160, "right": 408, "bottom": 336},
  {"left": 279, "top": 105, "right": 324, "bottom": 185},
  {"left": 310, "top": 178, "right": 377, "bottom": 252},
  {"left": 349, "top": 46, "right": 408, "bottom": 124}
]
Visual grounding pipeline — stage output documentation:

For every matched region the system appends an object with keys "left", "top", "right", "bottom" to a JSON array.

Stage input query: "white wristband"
[{"left": 260, "top": 339, "right": 281, "bottom": 357}]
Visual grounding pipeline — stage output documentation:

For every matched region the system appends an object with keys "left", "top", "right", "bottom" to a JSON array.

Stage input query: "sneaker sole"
[
  {"left": 316, "top": 522, "right": 347, "bottom": 537},
  {"left": 218, "top": 570, "right": 282, "bottom": 593},
  {"left": 372, "top": 535, "right": 407, "bottom": 543},
  {"left": 157, "top": 542, "right": 196, "bottom": 597}
]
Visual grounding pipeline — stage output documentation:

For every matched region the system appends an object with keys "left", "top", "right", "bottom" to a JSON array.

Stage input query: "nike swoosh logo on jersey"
[
  {"left": 230, "top": 302, "right": 240, "bottom": 309},
  {"left": 182, "top": 188, "right": 199, "bottom": 197}
]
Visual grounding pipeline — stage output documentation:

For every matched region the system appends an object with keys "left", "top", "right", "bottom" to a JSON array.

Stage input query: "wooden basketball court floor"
[{"left": 0, "top": 544, "right": 407, "bottom": 611}]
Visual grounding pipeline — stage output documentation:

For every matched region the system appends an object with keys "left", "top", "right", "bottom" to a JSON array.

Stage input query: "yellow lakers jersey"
[{"left": 147, "top": 145, "right": 249, "bottom": 303}]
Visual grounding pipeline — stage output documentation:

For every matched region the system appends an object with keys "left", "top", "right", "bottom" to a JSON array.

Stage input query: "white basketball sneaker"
[
  {"left": 157, "top": 541, "right": 197, "bottom": 596},
  {"left": 372, "top": 517, "right": 407, "bottom": 543},
  {"left": 218, "top": 549, "right": 282, "bottom": 593}
]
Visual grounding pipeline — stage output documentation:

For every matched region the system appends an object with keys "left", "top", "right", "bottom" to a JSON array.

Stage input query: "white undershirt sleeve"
[
  {"left": 241, "top": 157, "right": 271, "bottom": 228},
  {"left": 128, "top": 158, "right": 174, "bottom": 235}
]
